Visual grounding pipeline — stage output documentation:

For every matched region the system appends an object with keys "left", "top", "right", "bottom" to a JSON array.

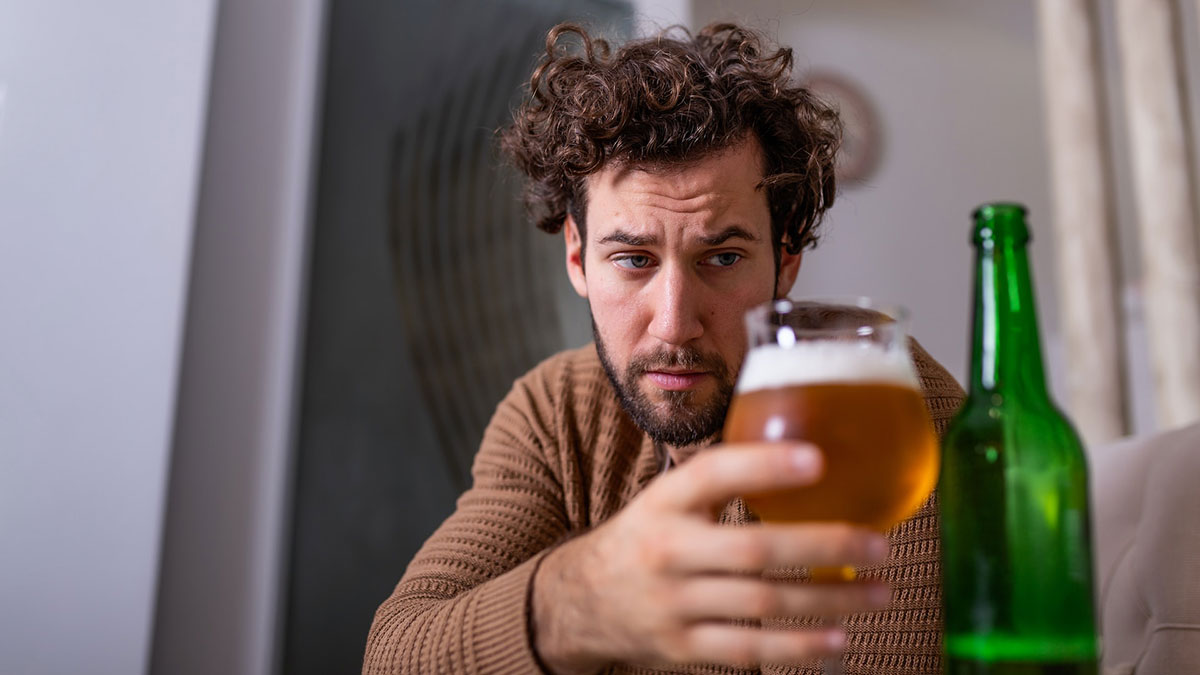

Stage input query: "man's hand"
[{"left": 530, "top": 443, "right": 892, "bottom": 674}]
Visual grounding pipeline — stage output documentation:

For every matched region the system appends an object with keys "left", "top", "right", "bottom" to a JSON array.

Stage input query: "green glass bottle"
[{"left": 939, "top": 203, "right": 1099, "bottom": 674}]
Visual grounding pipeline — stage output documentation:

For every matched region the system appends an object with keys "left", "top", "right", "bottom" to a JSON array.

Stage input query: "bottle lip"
[
  {"left": 971, "top": 202, "right": 1028, "bottom": 220},
  {"left": 972, "top": 202, "right": 1030, "bottom": 245}
]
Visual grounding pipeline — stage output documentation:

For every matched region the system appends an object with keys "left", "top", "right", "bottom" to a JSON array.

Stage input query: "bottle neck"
[{"left": 969, "top": 205, "right": 1050, "bottom": 400}]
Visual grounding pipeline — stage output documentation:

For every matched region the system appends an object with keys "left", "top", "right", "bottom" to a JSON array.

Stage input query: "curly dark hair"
[{"left": 499, "top": 22, "right": 841, "bottom": 256}]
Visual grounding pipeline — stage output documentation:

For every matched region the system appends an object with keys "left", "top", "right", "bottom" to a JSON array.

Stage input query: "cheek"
[
  {"left": 587, "top": 279, "right": 648, "bottom": 350},
  {"left": 710, "top": 281, "right": 776, "bottom": 359},
  {"left": 710, "top": 304, "right": 748, "bottom": 357}
]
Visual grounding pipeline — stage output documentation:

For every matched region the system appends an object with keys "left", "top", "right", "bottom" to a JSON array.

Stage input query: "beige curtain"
[
  {"left": 1037, "top": 0, "right": 1129, "bottom": 445},
  {"left": 1114, "top": 0, "right": 1200, "bottom": 431},
  {"left": 1038, "top": 0, "right": 1200, "bottom": 437}
]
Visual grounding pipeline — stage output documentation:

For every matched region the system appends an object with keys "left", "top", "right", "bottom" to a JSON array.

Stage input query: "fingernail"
[
  {"left": 790, "top": 446, "right": 819, "bottom": 474},
  {"left": 826, "top": 629, "right": 846, "bottom": 650},
  {"left": 867, "top": 535, "right": 890, "bottom": 562}
]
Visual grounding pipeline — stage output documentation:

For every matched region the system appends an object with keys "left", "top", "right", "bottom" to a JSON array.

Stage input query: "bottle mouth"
[
  {"left": 972, "top": 202, "right": 1030, "bottom": 245},
  {"left": 971, "top": 202, "right": 1027, "bottom": 221}
]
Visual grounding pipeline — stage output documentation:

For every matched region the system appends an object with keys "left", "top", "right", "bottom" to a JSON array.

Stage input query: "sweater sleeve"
[{"left": 363, "top": 369, "right": 571, "bottom": 675}]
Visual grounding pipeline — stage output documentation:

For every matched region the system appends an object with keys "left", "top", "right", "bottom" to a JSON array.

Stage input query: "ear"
[
  {"left": 565, "top": 214, "right": 588, "bottom": 298},
  {"left": 774, "top": 246, "right": 803, "bottom": 299}
]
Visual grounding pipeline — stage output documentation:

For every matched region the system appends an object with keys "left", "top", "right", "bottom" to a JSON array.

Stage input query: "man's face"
[{"left": 564, "top": 137, "right": 802, "bottom": 451}]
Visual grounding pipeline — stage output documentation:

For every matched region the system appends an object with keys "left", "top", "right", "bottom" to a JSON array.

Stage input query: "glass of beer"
[{"left": 722, "top": 298, "right": 939, "bottom": 672}]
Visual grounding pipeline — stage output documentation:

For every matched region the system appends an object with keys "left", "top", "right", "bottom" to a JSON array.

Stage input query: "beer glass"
[{"left": 722, "top": 298, "right": 939, "bottom": 673}]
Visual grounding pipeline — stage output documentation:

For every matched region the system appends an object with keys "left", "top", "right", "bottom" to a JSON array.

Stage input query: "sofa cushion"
[{"left": 1090, "top": 422, "right": 1200, "bottom": 674}]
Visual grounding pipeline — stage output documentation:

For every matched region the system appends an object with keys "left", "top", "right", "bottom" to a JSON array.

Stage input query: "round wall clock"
[{"left": 799, "top": 71, "right": 883, "bottom": 186}]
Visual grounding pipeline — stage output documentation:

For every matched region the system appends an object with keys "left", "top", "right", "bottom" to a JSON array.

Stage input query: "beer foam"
[{"left": 736, "top": 341, "right": 919, "bottom": 392}]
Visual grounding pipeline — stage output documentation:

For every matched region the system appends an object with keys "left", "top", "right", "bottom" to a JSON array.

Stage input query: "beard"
[{"left": 593, "top": 321, "right": 737, "bottom": 447}]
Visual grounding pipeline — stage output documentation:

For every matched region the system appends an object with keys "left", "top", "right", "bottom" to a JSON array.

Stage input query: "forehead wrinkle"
[
  {"left": 602, "top": 161, "right": 738, "bottom": 215},
  {"left": 632, "top": 188, "right": 727, "bottom": 216},
  {"left": 586, "top": 137, "right": 769, "bottom": 241}
]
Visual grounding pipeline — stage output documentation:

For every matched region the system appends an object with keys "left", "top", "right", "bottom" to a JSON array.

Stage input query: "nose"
[{"left": 647, "top": 262, "right": 705, "bottom": 346}]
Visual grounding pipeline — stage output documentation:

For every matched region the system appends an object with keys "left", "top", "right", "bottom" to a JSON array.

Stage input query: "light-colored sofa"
[{"left": 1091, "top": 421, "right": 1200, "bottom": 674}]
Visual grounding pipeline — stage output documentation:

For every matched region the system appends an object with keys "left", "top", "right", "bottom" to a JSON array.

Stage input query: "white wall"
[
  {"left": 0, "top": 2, "right": 217, "bottom": 674},
  {"left": 150, "top": 2, "right": 324, "bottom": 673},
  {"left": 630, "top": 0, "right": 692, "bottom": 33}
]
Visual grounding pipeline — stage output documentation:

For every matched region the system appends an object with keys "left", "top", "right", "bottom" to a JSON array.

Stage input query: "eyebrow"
[
  {"left": 698, "top": 226, "right": 759, "bottom": 246},
  {"left": 596, "top": 226, "right": 760, "bottom": 247},
  {"left": 597, "top": 230, "right": 657, "bottom": 247}
]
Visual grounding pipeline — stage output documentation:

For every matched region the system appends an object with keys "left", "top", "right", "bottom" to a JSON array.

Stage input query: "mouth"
[{"left": 643, "top": 370, "right": 710, "bottom": 391}]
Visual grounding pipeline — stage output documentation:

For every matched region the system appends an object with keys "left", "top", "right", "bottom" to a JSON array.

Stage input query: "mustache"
[{"left": 628, "top": 347, "right": 727, "bottom": 374}]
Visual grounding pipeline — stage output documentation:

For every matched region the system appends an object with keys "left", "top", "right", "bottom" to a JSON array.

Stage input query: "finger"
[
  {"left": 675, "top": 577, "right": 891, "bottom": 621},
  {"left": 657, "top": 521, "right": 889, "bottom": 573},
  {"left": 650, "top": 443, "right": 822, "bottom": 514},
  {"left": 671, "top": 623, "right": 845, "bottom": 667}
]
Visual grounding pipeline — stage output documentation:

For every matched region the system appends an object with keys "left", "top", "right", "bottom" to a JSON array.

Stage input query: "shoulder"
[
  {"left": 480, "top": 345, "right": 644, "bottom": 523},
  {"left": 908, "top": 338, "right": 965, "bottom": 433},
  {"left": 505, "top": 344, "right": 610, "bottom": 409},
  {"left": 487, "top": 344, "right": 619, "bottom": 446}
]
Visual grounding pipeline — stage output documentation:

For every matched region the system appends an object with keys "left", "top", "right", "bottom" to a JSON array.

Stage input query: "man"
[{"left": 364, "top": 22, "right": 963, "bottom": 675}]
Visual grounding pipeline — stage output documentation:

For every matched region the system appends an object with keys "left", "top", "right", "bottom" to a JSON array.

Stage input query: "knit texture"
[{"left": 364, "top": 340, "right": 965, "bottom": 675}]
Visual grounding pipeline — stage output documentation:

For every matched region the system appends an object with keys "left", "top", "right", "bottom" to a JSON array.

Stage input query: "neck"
[
  {"left": 664, "top": 437, "right": 717, "bottom": 468},
  {"left": 969, "top": 205, "right": 1049, "bottom": 402}
]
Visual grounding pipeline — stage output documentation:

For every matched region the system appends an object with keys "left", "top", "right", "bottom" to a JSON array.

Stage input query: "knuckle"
[
  {"left": 820, "top": 583, "right": 879, "bottom": 615},
  {"left": 748, "top": 587, "right": 781, "bottom": 617},
  {"left": 652, "top": 581, "right": 683, "bottom": 614},
  {"left": 660, "top": 631, "right": 691, "bottom": 662},
  {"left": 830, "top": 524, "right": 869, "bottom": 560},
  {"left": 853, "top": 532, "right": 887, "bottom": 562},
  {"left": 734, "top": 536, "right": 771, "bottom": 569},
  {"left": 777, "top": 586, "right": 810, "bottom": 616},
  {"left": 637, "top": 536, "right": 673, "bottom": 571}
]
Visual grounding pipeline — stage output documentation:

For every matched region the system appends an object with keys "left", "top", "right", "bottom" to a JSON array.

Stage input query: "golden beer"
[{"left": 723, "top": 338, "right": 938, "bottom": 532}]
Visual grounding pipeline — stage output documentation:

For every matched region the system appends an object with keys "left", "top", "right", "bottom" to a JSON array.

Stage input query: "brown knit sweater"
[{"left": 364, "top": 341, "right": 965, "bottom": 675}]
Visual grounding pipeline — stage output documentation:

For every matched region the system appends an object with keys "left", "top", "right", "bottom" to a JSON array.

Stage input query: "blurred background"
[{"left": 1, "top": 0, "right": 1195, "bottom": 673}]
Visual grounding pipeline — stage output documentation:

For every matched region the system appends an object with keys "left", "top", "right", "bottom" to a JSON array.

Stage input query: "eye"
[
  {"left": 705, "top": 252, "right": 743, "bottom": 267},
  {"left": 613, "top": 254, "right": 653, "bottom": 270}
]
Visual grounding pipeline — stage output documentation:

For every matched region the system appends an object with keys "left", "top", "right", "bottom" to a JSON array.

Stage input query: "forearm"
[
  {"left": 531, "top": 536, "right": 611, "bottom": 675},
  {"left": 364, "top": 550, "right": 554, "bottom": 675},
  {"left": 365, "top": 362, "right": 582, "bottom": 674}
]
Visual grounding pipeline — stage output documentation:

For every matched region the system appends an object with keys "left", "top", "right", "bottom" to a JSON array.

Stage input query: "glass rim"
[{"left": 746, "top": 295, "right": 911, "bottom": 333}]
